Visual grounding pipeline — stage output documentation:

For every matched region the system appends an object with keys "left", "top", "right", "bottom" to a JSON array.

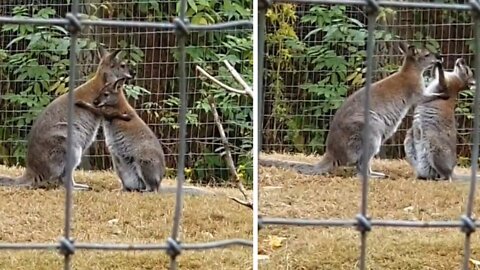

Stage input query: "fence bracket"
[
  {"left": 65, "top": 13, "right": 82, "bottom": 34},
  {"left": 258, "top": 215, "right": 264, "bottom": 231},
  {"left": 461, "top": 215, "right": 476, "bottom": 235},
  {"left": 470, "top": 0, "right": 480, "bottom": 16},
  {"left": 166, "top": 237, "right": 182, "bottom": 259},
  {"left": 172, "top": 17, "right": 190, "bottom": 37},
  {"left": 355, "top": 214, "right": 372, "bottom": 233},
  {"left": 365, "top": 0, "right": 379, "bottom": 14},
  {"left": 59, "top": 237, "right": 75, "bottom": 256}
]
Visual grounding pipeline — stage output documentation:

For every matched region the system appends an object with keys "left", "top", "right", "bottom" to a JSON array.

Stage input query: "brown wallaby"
[
  {"left": 0, "top": 45, "right": 134, "bottom": 190},
  {"left": 404, "top": 58, "right": 477, "bottom": 181},
  {"left": 75, "top": 78, "right": 212, "bottom": 195},
  {"left": 260, "top": 43, "right": 448, "bottom": 178}
]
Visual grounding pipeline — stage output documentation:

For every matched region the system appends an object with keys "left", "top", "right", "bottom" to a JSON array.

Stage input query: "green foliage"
[
  {"left": 265, "top": 4, "right": 397, "bottom": 154},
  {"left": 173, "top": 0, "right": 253, "bottom": 186},
  {"left": 0, "top": 6, "right": 91, "bottom": 164}
]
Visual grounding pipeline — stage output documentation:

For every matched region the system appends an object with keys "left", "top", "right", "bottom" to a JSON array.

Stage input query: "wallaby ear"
[
  {"left": 434, "top": 62, "right": 441, "bottom": 79},
  {"left": 112, "top": 78, "right": 126, "bottom": 92},
  {"left": 97, "top": 44, "right": 107, "bottom": 59},
  {"left": 108, "top": 49, "right": 122, "bottom": 61},
  {"left": 398, "top": 42, "right": 417, "bottom": 57},
  {"left": 407, "top": 45, "right": 417, "bottom": 56},
  {"left": 398, "top": 42, "right": 409, "bottom": 55}
]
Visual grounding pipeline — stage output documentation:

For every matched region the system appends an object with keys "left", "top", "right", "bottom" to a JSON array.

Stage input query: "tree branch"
[
  {"left": 207, "top": 95, "right": 253, "bottom": 210},
  {"left": 196, "top": 61, "right": 253, "bottom": 99},
  {"left": 222, "top": 60, "right": 253, "bottom": 99},
  {"left": 196, "top": 61, "right": 253, "bottom": 210}
]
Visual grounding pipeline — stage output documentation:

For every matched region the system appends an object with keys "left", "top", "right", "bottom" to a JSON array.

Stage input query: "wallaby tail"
[
  {"left": 159, "top": 186, "right": 214, "bottom": 196},
  {"left": 0, "top": 173, "right": 32, "bottom": 187},
  {"left": 259, "top": 153, "right": 335, "bottom": 175}
]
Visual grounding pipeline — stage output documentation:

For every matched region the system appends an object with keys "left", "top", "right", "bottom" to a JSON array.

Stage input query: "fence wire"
[
  {"left": 257, "top": 1, "right": 480, "bottom": 270},
  {"left": 0, "top": 0, "right": 253, "bottom": 269}
]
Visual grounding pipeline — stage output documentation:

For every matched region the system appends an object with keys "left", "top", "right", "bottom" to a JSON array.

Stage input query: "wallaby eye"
[
  {"left": 103, "top": 93, "right": 109, "bottom": 97},
  {"left": 120, "top": 63, "right": 126, "bottom": 68},
  {"left": 425, "top": 53, "right": 431, "bottom": 57}
]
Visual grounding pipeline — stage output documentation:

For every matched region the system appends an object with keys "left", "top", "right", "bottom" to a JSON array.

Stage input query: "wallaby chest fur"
[
  {"left": 103, "top": 110, "right": 166, "bottom": 192},
  {"left": 405, "top": 58, "right": 474, "bottom": 180},
  {"left": 96, "top": 83, "right": 166, "bottom": 192}
]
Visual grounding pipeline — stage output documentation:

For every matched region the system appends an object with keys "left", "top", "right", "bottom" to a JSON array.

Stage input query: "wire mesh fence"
[
  {"left": 260, "top": 0, "right": 477, "bottom": 162},
  {"left": 0, "top": 0, "right": 253, "bottom": 269},
  {"left": 258, "top": 0, "right": 480, "bottom": 269},
  {"left": 0, "top": 0, "right": 254, "bottom": 187}
]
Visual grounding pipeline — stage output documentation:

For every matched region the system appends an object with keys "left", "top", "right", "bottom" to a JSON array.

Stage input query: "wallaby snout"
[
  {"left": 127, "top": 68, "right": 136, "bottom": 79},
  {"left": 123, "top": 71, "right": 133, "bottom": 80}
]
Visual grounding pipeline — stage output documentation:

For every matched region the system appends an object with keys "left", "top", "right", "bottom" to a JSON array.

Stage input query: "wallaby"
[
  {"left": 75, "top": 78, "right": 211, "bottom": 195},
  {"left": 260, "top": 43, "right": 448, "bottom": 178},
  {"left": 404, "top": 58, "right": 476, "bottom": 181},
  {"left": 0, "top": 45, "right": 134, "bottom": 190}
]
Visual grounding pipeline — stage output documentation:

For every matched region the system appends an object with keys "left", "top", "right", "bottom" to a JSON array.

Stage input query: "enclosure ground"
[
  {"left": 258, "top": 153, "right": 480, "bottom": 270},
  {"left": 0, "top": 165, "right": 252, "bottom": 270}
]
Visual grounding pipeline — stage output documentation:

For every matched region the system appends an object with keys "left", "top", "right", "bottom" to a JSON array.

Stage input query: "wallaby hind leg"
[
  {"left": 369, "top": 169, "right": 386, "bottom": 178},
  {"left": 112, "top": 154, "right": 145, "bottom": 191},
  {"left": 356, "top": 133, "right": 385, "bottom": 179},
  {"left": 138, "top": 160, "right": 162, "bottom": 192},
  {"left": 405, "top": 126, "right": 436, "bottom": 180},
  {"left": 71, "top": 146, "right": 91, "bottom": 191},
  {"left": 111, "top": 153, "right": 129, "bottom": 190},
  {"left": 404, "top": 128, "right": 417, "bottom": 167},
  {"left": 428, "top": 148, "right": 455, "bottom": 181},
  {"left": 49, "top": 140, "right": 90, "bottom": 191}
]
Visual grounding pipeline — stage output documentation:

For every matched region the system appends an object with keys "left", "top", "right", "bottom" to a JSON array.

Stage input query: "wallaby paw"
[
  {"left": 294, "top": 168, "right": 322, "bottom": 176},
  {"left": 73, "top": 183, "right": 91, "bottom": 191},
  {"left": 370, "top": 171, "right": 387, "bottom": 178},
  {"left": 139, "top": 189, "right": 154, "bottom": 193},
  {"left": 356, "top": 172, "right": 387, "bottom": 179}
]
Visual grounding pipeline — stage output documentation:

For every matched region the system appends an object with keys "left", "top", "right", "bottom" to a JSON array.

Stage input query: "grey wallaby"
[
  {"left": 75, "top": 78, "right": 212, "bottom": 195},
  {"left": 0, "top": 45, "right": 133, "bottom": 190},
  {"left": 404, "top": 58, "right": 477, "bottom": 181},
  {"left": 259, "top": 42, "right": 449, "bottom": 178}
]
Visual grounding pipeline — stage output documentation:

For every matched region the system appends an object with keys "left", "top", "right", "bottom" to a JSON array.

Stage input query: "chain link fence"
[
  {"left": 0, "top": 0, "right": 253, "bottom": 269},
  {"left": 258, "top": 1, "right": 480, "bottom": 269}
]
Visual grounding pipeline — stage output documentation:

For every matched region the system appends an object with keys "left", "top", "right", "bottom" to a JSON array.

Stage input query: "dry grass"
[
  {"left": 259, "top": 153, "right": 480, "bottom": 270},
  {"left": 0, "top": 165, "right": 252, "bottom": 270}
]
